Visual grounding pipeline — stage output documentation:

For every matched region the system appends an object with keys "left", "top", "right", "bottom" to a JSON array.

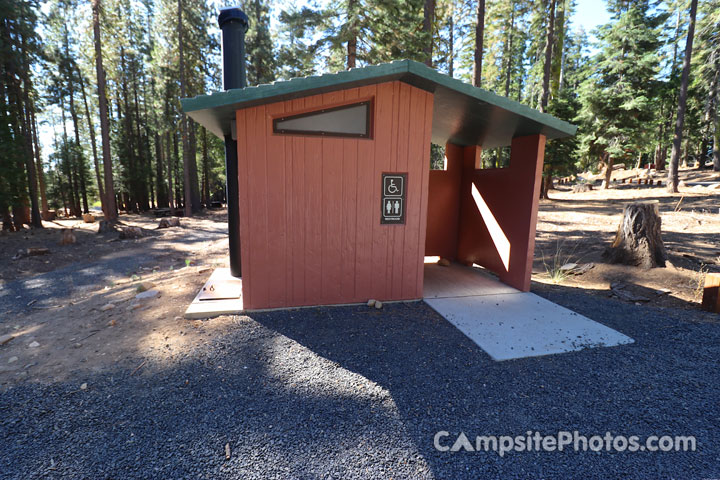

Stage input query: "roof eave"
[{"left": 180, "top": 59, "right": 577, "bottom": 144}]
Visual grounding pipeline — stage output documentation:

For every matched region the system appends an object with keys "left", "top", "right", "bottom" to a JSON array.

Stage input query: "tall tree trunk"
[
  {"left": 654, "top": 102, "right": 665, "bottom": 170},
  {"left": 539, "top": 0, "right": 556, "bottom": 112},
  {"left": 67, "top": 67, "right": 89, "bottom": 214},
  {"left": 19, "top": 33, "right": 42, "bottom": 228},
  {"left": 667, "top": 0, "right": 698, "bottom": 193},
  {"left": 472, "top": 0, "right": 485, "bottom": 87},
  {"left": 132, "top": 76, "right": 150, "bottom": 211},
  {"left": 167, "top": 129, "right": 174, "bottom": 209},
  {"left": 422, "top": 0, "right": 436, "bottom": 67},
  {"left": 551, "top": 0, "right": 566, "bottom": 97},
  {"left": 202, "top": 127, "right": 209, "bottom": 206},
  {"left": 120, "top": 47, "right": 138, "bottom": 212},
  {"left": 447, "top": 5, "right": 454, "bottom": 78},
  {"left": 78, "top": 67, "right": 105, "bottom": 215},
  {"left": 504, "top": 4, "right": 514, "bottom": 97},
  {"left": 31, "top": 110, "right": 48, "bottom": 215},
  {"left": 57, "top": 171, "right": 68, "bottom": 217},
  {"left": 699, "top": 56, "right": 719, "bottom": 171},
  {"left": 173, "top": 128, "right": 180, "bottom": 208},
  {"left": 155, "top": 133, "right": 166, "bottom": 207},
  {"left": 188, "top": 120, "right": 201, "bottom": 211},
  {"left": 347, "top": 0, "right": 357, "bottom": 68},
  {"left": 22, "top": 98, "right": 41, "bottom": 227},
  {"left": 60, "top": 98, "right": 80, "bottom": 217},
  {"left": 178, "top": 0, "right": 193, "bottom": 216},
  {"left": 92, "top": 0, "right": 117, "bottom": 221}
]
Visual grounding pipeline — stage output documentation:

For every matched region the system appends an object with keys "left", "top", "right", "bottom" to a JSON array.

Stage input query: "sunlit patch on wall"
[{"left": 471, "top": 183, "right": 510, "bottom": 271}]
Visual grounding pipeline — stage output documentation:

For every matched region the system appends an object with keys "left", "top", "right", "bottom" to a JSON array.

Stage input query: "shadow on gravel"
[
  {"left": 248, "top": 295, "right": 720, "bottom": 478},
  {"left": 2, "top": 295, "right": 720, "bottom": 478}
]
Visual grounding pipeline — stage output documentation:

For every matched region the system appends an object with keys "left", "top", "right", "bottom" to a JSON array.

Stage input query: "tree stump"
[
  {"left": 604, "top": 201, "right": 667, "bottom": 268},
  {"left": 59, "top": 229, "right": 77, "bottom": 245},
  {"left": 119, "top": 226, "right": 144, "bottom": 239},
  {"left": 157, "top": 217, "right": 181, "bottom": 229},
  {"left": 572, "top": 183, "right": 593, "bottom": 193},
  {"left": 97, "top": 220, "right": 116, "bottom": 234}
]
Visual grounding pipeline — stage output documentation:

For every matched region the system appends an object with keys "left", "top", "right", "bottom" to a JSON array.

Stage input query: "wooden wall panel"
[
  {"left": 415, "top": 92, "right": 434, "bottom": 294},
  {"left": 235, "top": 81, "right": 433, "bottom": 309},
  {"left": 424, "top": 143, "right": 463, "bottom": 261},
  {"left": 353, "top": 85, "right": 377, "bottom": 300},
  {"left": 235, "top": 109, "right": 251, "bottom": 306},
  {"left": 455, "top": 135, "right": 546, "bottom": 292},
  {"left": 265, "top": 101, "right": 287, "bottom": 308}
]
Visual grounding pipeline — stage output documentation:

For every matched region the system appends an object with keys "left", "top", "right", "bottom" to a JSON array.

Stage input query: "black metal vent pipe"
[{"left": 218, "top": 7, "right": 248, "bottom": 278}]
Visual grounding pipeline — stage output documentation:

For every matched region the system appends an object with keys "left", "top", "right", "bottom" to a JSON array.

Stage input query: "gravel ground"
[{"left": 1, "top": 288, "right": 719, "bottom": 479}]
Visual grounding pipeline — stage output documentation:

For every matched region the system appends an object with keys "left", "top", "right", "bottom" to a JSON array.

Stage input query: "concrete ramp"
[{"left": 423, "top": 264, "right": 634, "bottom": 361}]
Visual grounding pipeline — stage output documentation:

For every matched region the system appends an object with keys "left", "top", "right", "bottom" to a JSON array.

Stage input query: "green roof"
[{"left": 181, "top": 60, "right": 576, "bottom": 149}]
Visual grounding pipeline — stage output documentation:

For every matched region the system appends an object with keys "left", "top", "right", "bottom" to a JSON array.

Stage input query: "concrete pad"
[
  {"left": 425, "top": 293, "right": 634, "bottom": 361},
  {"left": 184, "top": 268, "right": 244, "bottom": 319},
  {"left": 424, "top": 263, "right": 518, "bottom": 299}
]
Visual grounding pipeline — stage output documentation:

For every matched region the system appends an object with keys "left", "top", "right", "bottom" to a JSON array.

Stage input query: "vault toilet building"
[{"left": 181, "top": 9, "right": 577, "bottom": 312}]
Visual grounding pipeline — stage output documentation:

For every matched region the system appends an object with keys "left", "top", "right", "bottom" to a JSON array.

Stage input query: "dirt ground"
[
  {"left": 534, "top": 167, "right": 720, "bottom": 309},
  {"left": 0, "top": 167, "right": 718, "bottom": 388},
  {"left": 0, "top": 211, "right": 239, "bottom": 388}
]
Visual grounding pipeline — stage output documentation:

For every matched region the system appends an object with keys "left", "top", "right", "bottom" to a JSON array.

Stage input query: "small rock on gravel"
[
  {"left": 100, "top": 303, "right": 116, "bottom": 312},
  {"left": 7, "top": 356, "right": 18, "bottom": 364},
  {"left": 367, "top": 299, "right": 376, "bottom": 307},
  {"left": 374, "top": 301, "right": 383, "bottom": 309},
  {"left": 28, "top": 341, "right": 40, "bottom": 348}
]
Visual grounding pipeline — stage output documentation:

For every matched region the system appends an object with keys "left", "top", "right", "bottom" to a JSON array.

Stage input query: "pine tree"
[
  {"left": 242, "top": 0, "right": 275, "bottom": 85},
  {"left": 0, "top": 0, "right": 43, "bottom": 229},
  {"left": 92, "top": 0, "right": 118, "bottom": 221},
  {"left": 667, "top": 0, "right": 697, "bottom": 191},
  {"left": 689, "top": 0, "right": 719, "bottom": 171},
  {"left": 576, "top": 0, "right": 664, "bottom": 187}
]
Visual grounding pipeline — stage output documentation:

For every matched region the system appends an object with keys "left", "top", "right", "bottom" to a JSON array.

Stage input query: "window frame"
[{"left": 272, "top": 99, "right": 374, "bottom": 139}]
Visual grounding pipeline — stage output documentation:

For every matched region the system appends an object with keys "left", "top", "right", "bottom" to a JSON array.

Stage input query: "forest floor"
[
  {"left": 0, "top": 167, "right": 718, "bottom": 389},
  {"left": 0, "top": 210, "right": 238, "bottom": 387},
  {"left": 533, "top": 166, "right": 720, "bottom": 310}
]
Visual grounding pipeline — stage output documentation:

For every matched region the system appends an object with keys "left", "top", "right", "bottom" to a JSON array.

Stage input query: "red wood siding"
[
  {"left": 425, "top": 143, "right": 463, "bottom": 260},
  {"left": 235, "top": 81, "right": 434, "bottom": 310},
  {"left": 456, "top": 135, "right": 546, "bottom": 291}
]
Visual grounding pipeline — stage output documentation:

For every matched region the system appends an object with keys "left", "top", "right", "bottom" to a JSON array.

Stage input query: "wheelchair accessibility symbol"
[
  {"left": 381, "top": 173, "right": 406, "bottom": 224},
  {"left": 383, "top": 175, "right": 404, "bottom": 197}
]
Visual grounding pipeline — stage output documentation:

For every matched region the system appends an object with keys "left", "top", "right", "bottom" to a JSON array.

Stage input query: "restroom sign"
[{"left": 381, "top": 173, "right": 406, "bottom": 224}]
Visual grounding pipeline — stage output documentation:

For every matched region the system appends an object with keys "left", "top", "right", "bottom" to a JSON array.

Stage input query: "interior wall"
[
  {"left": 456, "top": 135, "right": 546, "bottom": 291},
  {"left": 424, "top": 143, "right": 463, "bottom": 260},
  {"left": 235, "top": 81, "right": 434, "bottom": 309}
]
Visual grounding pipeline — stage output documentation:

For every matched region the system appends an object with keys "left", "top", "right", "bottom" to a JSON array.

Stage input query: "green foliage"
[
  {"left": 4, "top": 0, "right": 720, "bottom": 227},
  {"left": 241, "top": 0, "right": 275, "bottom": 85},
  {"left": 575, "top": 1, "right": 665, "bottom": 165},
  {"left": 0, "top": 0, "right": 39, "bottom": 224}
]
